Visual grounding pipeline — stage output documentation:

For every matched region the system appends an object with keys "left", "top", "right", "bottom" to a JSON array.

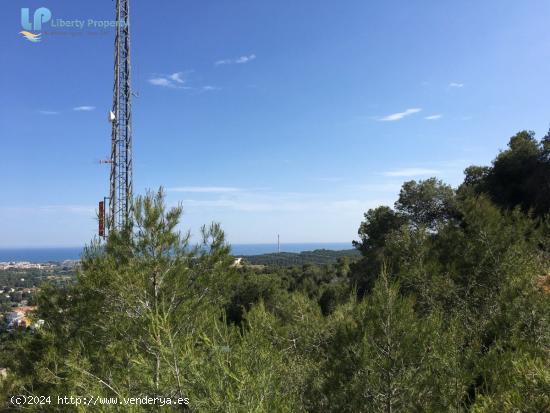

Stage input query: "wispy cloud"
[
  {"left": 149, "top": 78, "right": 171, "bottom": 87},
  {"left": 149, "top": 72, "right": 190, "bottom": 88},
  {"left": 425, "top": 114, "right": 442, "bottom": 120},
  {"left": 167, "top": 186, "right": 243, "bottom": 193},
  {"left": 38, "top": 110, "right": 59, "bottom": 115},
  {"left": 73, "top": 106, "right": 95, "bottom": 111},
  {"left": 0, "top": 205, "right": 95, "bottom": 215},
  {"left": 166, "top": 186, "right": 392, "bottom": 216},
  {"left": 449, "top": 82, "right": 464, "bottom": 88},
  {"left": 383, "top": 168, "right": 440, "bottom": 177},
  {"left": 235, "top": 55, "right": 256, "bottom": 64},
  {"left": 177, "top": 195, "right": 378, "bottom": 213},
  {"left": 148, "top": 72, "right": 218, "bottom": 92},
  {"left": 379, "top": 108, "right": 422, "bottom": 122},
  {"left": 201, "top": 85, "right": 220, "bottom": 92},
  {"left": 169, "top": 72, "right": 185, "bottom": 84},
  {"left": 215, "top": 54, "right": 256, "bottom": 66}
]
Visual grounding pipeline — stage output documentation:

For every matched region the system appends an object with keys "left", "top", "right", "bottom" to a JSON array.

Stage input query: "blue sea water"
[
  {"left": 231, "top": 243, "right": 353, "bottom": 256},
  {"left": 0, "top": 248, "right": 84, "bottom": 263},
  {"left": 0, "top": 243, "right": 353, "bottom": 262}
]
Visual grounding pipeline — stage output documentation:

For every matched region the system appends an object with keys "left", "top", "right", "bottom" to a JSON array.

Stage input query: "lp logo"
[
  {"left": 21, "top": 7, "right": 52, "bottom": 31},
  {"left": 20, "top": 7, "right": 51, "bottom": 42}
]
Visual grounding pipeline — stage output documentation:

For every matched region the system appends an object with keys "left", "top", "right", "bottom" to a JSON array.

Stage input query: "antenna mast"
[{"left": 108, "top": 0, "right": 133, "bottom": 232}]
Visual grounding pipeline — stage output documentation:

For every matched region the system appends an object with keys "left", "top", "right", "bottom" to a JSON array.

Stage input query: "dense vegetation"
[
  {"left": 242, "top": 248, "right": 359, "bottom": 266},
  {"left": 0, "top": 266, "right": 74, "bottom": 290},
  {"left": 1, "top": 130, "right": 549, "bottom": 412},
  {"left": 0, "top": 266, "right": 74, "bottom": 313}
]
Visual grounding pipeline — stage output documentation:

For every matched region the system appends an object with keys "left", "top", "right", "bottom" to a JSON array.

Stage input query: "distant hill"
[{"left": 240, "top": 248, "right": 360, "bottom": 266}]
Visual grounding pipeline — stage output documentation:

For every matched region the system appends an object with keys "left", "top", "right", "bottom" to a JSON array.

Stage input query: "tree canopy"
[{"left": 1, "top": 130, "right": 549, "bottom": 412}]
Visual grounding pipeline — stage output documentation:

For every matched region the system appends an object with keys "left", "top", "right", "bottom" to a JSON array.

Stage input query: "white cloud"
[
  {"left": 167, "top": 186, "right": 243, "bottom": 193},
  {"left": 149, "top": 72, "right": 217, "bottom": 92},
  {"left": 166, "top": 186, "right": 393, "bottom": 217},
  {"left": 449, "top": 82, "right": 464, "bottom": 88},
  {"left": 235, "top": 54, "right": 256, "bottom": 64},
  {"left": 425, "top": 114, "right": 442, "bottom": 120},
  {"left": 215, "top": 54, "right": 256, "bottom": 66},
  {"left": 38, "top": 110, "right": 59, "bottom": 115},
  {"left": 383, "top": 168, "right": 440, "bottom": 177},
  {"left": 73, "top": 106, "right": 95, "bottom": 111},
  {"left": 169, "top": 72, "right": 185, "bottom": 84},
  {"left": 178, "top": 196, "right": 372, "bottom": 213},
  {"left": 379, "top": 108, "right": 422, "bottom": 122},
  {"left": 149, "top": 78, "right": 171, "bottom": 87},
  {"left": 149, "top": 72, "right": 189, "bottom": 88}
]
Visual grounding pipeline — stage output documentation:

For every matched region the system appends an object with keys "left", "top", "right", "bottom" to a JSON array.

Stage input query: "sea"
[{"left": 0, "top": 243, "right": 353, "bottom": 263}]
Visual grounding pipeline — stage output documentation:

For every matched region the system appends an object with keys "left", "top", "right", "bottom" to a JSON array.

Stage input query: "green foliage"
[
  {"left": 351, "top": 206, "right": 404, "bottom": 296},
  {"left": 224, "top": 272, "right": 287, "bottom": 325},
  {"left": 318, "top": 282, "right": 349, "bottom": 316},
  {"left": 395, "top": 177, "right": 458, "bottom": 230},
  {"left": 470, "top": 353, "right": 550, "bottom": 412},
  {"left": 3, "top": 128, "right": 550, "bottom": 412},
  {"left": 313, "top": 270, "right": 466, "bottom": 413},
  {"left": 461, "top": 130, "right": 550, "bottom": 217},
  {"left": 354, "top": 206, "right": 404, "bottom": 255},
  {"left": 242, "top": 248, "right": 359, "bottom": 267},
  {"left": 351, "top": 178, "right": 459, "bottom": 297}
]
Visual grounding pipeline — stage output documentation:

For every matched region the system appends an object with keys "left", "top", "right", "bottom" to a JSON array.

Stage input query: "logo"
[{"left": 20, "top": 7, "right": 52, "bottom": 42}]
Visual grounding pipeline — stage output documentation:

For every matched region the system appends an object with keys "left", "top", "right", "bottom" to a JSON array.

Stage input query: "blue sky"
[{"left": 2, "top": 0, "right": 550, "bottom": 247}]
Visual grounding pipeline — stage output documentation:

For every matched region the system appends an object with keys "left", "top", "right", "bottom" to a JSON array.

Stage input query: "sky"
[{"left": 1, "top": 0, "right": 550, "bottom": 247}]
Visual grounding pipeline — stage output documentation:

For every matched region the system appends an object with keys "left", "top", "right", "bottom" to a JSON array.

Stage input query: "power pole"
[{"left": 107, "top": 0, "right": 133, "bottom": 233}]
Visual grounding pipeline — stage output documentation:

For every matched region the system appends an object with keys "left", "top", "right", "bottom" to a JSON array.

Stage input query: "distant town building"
[{"left": 0, "top": 262, "right": 56, "bottom": 270}]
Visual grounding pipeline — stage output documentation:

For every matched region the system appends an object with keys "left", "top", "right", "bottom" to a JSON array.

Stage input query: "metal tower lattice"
[{"left": 109, "top": 0, "right": 132, "bottom": 232}]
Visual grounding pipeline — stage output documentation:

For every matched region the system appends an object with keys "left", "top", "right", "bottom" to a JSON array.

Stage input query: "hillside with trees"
[
  {"left": 241, "top": 248, "right": 360, "bottom": 266},
  {"left": 0, "top": 130, "right": 549, "bottom": 412}
]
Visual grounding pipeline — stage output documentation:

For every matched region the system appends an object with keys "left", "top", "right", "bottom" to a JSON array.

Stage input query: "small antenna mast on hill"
[{"left": 277, "top": 234, "right": 280, "bottom": 254}]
